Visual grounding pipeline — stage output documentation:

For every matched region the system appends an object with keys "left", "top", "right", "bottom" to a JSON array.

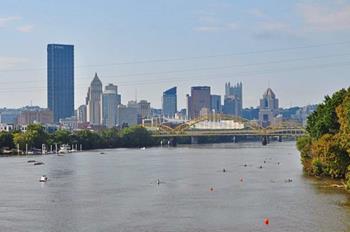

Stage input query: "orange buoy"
[
  {"left": 264, "top": 218, "right": 269, "bottom": 225},
  {"left": 210, "top": 187, "right": 214, "bottom": 191}
]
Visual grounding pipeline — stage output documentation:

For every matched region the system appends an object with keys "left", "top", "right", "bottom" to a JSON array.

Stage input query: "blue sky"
[{"left": 1, "top": 0, "right": 350, "bottom": 109}]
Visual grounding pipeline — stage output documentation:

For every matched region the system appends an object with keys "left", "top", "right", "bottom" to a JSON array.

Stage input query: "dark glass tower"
[
  {"left": 47, "top": 44, "right": 74, "bottom": 122},
  {"left": 162, "top": 87, "right": 177, "bottom": 117}
]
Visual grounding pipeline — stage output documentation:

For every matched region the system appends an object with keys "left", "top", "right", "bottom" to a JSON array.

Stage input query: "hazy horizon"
[{"left": 1, "top": 0, "right": 350, "bottom": 109}]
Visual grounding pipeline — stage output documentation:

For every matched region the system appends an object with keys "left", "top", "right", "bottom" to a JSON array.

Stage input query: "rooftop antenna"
[{"left": 135, "top": 89, "right": 138, "bottom": 102}]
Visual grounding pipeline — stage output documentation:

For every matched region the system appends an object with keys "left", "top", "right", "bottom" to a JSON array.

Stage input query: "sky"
[{"left": 0, "top": 0, "right": 350, "bottom": 110}]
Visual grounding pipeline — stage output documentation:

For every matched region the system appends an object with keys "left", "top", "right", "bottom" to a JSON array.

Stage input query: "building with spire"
[
  {"left": 259, "top": 88, "right": 279, "bottom": 127},
  {"left": 223, "top": 82, "right": 242, "bottom": 117},
  {"left": 87, "top": 73, "right": 103, "bottom": 125}
]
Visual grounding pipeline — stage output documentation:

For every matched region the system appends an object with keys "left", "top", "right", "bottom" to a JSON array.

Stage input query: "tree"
[
  {"left": 53, "top": 129, "right": 71, "bottom": 145},
  {"left": 74, "top": 130, "right": 103, "bottom": 150},
  {"left": 12, "top": 124, "right": 49, "bottom": 150},
  {"left": 120, "top": 126, "right": 154, "bottom": 147},
  {"left": 0, "top": 131, "right": 14, "bottom": 149},
  {"left": 306, "top": 88, "right": 348, "bottom": 138},
  {"left": 100, "top": 128, "right": 121, "bottom": 148}
]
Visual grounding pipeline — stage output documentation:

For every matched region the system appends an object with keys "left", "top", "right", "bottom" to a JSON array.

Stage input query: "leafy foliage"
[
  {"left": 2, "top": 125, "right": 155, "bottom": 154},
  {"left": 297, "top": 87, "right": 350, "bottom": 189}
]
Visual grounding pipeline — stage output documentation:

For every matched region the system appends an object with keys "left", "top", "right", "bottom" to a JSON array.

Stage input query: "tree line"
[
  {"left": 0, "top": 124, "right": 156, "bottom": 154},
  {"left": 297, "top": 87, "right": 350, "bottom": 189}
]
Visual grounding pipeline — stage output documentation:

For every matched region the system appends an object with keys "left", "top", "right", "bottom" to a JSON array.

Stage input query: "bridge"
[{"left": 143, "top": 114, "right": 305, "bottom": 143}]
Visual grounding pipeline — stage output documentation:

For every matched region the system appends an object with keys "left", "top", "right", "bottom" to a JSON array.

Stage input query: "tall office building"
[
  {"left": 224, "top": 82, "right": 242, "bottom": 116},
  {"left": 87, "top": 73, "right": 103, "bottom": 125},
  {"left": 210, "top": 95, "right": 222, "bottom": 113},
  {"left": 102, "top": 84, "right": 121, "bottom": 128},
  {"left": 187, "top": 86, "right": 211, "bottom": 119},
  {"left": 162, "top": 87, "right": 177, "bottom": 118},
  {"left": 138, "top": 100, "right": 151, "bottom": 119},
  {"left": 47, "top": 44, "right": 74, "bottom": 122},
  {"left": 117, "top": 105, "right": 138, "bottom": 127},
  {"left": 77, "top": 105, "right": 87, "bottom": 123},
  {"left": 259, "top": 88, "right": 279, "bottom": 127},
  {"left": 223, "top": 96, "right": 239, "bottom": 116}
]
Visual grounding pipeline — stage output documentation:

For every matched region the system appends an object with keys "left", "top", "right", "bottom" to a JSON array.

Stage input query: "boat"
[
  {"left": 39, "top": 175, "right": 48, "bottom": 182},
  {"left": 34, "top": 162, "right": 44, "bottom": 166},
  {"left": 27, "top": 160, "right": 36, "bottom": 163},
  {"left": 140, "top": 147, "right": 146, "bottom": 150},
  {"left": 58, "top": 144, "right": 70, "bottom": 154}
]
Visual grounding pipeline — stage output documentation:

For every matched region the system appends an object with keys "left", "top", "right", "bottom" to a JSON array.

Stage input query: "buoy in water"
[
  {"left": 264, "top": 218, "right": 270, "bottom": 225},
  {"left": 264, "top": 218, "right": 269, "bottom": 225},
  {"left": 210, "top": 187, "right": 214, "bottom": 191},
  {"left": 157, "top": 179, "right": 160, "bottom": 185},
  {"left": 240, "top": 177, "right": 243, "bottom": 182},
  {"left": 222, "top": 168, "right": 226, "bottom": 173}
]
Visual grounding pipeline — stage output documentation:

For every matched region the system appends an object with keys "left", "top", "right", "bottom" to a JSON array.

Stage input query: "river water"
[{"left": 0, "top": 142, "right": 349, "bottom": 232}]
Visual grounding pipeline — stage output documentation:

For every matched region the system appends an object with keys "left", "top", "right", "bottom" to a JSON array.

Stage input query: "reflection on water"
[{"left": 0, "top": 142, "right": 349, "bottom": 232}]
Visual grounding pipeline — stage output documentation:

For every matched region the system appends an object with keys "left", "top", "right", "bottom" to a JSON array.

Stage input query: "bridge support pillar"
[
  {"left": 262, "top": 136, "right": 268, "bottom": 146},
  {"left": 169, "top": 138, "right": 177, "bottom": 147},
  {"left": 233, "top": 136, "right": 237, "bottom": 143},
  {"left": 278, "top": 136, "right": 283, "bottom": 142},
  {"left": 191, "top": 136, "right": 199, "bottom": 144}
]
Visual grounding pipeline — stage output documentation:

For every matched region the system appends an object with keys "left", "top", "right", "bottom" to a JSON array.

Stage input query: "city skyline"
[{"left": 1, "top": 0, "right": 350, "bottom": 109}]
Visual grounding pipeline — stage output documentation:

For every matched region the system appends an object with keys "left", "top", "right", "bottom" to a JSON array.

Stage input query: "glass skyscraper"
[
  {"left": 47, "top": 44, "right": 74, "bottom": 122},
  {"left": 162, "top": 87, "right": 177, "bottom": 118}
]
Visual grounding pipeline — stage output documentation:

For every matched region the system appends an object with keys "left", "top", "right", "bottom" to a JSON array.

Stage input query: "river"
[{"left": 0, "top": 142, "right": 349, "bottom": 232}]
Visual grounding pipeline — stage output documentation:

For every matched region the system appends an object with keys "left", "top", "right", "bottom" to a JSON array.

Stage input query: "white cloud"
[
  {"left": 258, "top": 21, "right": 289, "bottom": 31},
  {"left": 0, "top": 16, "right": 21, "bottom": 27},
  {"left": 0, "top": 57, "right": 28, "bottom": 70},
  {"left": 298, "top": 3, "right": 350, "bottom": 31},
  {"left": 17, "top": 25, "right": 34, "bottom": 33},
  {"left": 253, "top": 20, "right": 297, "bottom": 40},
  {"left": 194, "top": 22, "right": 239, "bottom": 32},
  {"left": 249, "top": 8, "right": 267, "bottom": 18}
]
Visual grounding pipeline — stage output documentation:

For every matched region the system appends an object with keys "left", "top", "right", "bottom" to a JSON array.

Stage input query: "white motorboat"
[
  {"left": 39, "top": 175, "right": 48, "bottom": 182},
  {"left": 58, "top": 144, "right": 70, "bottom": 154}
]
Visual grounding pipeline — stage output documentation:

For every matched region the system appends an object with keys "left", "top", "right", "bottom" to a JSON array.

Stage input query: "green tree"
[
  {"left": 53, "top": 129, "right": 71, "bottom": 145},
  {"left": 74, "top": 130, "right": 103, "bottom": 150},
  {"left": 306, "top": 88, "right": 348, "bottom": 138},
  {"left": 120, "top": 126, "right": 154, "bottom": 147},
  {"left": 0, "top": 131, "right": 15, "bottom": 149},
  {"left": 100, "top": 128, "right": 121, "bottom": 148},
  {"left": 13, "top": 124, "right": 49, "bottom": 150}
]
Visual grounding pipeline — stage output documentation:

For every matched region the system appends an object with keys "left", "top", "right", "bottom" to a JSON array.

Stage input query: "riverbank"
[
  {"left": 0, "top": 125, "right": 156, "bottom": 155},
  {"left": 297, "top": 87, "right": 350, "bottom": 190}
]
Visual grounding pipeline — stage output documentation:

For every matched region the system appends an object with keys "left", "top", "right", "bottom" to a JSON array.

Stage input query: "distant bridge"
[{"left": 144, "top": 114, "right": 305, "bottom": 139}]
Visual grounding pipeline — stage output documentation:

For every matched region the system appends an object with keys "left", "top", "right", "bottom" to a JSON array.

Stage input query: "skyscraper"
[
  {"left": 210, "top": 95, "right": 222, "bottom": 113},
  {"left": 224, "top": 82, "right": 242, "bottom": 116},
  {"left": 102, "top": 83, "right": 121, "bottom": 128},
  {"left": 162, "top": 87, "right": 177, "bottom": 118},
  {"left": 259, "top": 88, "right": 279, "bottom": 127},
  {"left": 138, "top": 100, "right": 151, "bottom": 119},
  {"left": 87, "top": 73, "right": 102, "bottom": 125},
  {"left": 47, "top": 44, "right": 74, "bottom": 122},
  {"left": 187, "top": 86, "right": 211, "bottom": 119}
]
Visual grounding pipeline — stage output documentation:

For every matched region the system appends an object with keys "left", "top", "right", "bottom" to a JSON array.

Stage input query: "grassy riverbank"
[
  {"left": 297, "top": 87, "right": 350, "bottom": 190},
  {"left": 0, "top": 125, "right": 157, "bottom": 154}
]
